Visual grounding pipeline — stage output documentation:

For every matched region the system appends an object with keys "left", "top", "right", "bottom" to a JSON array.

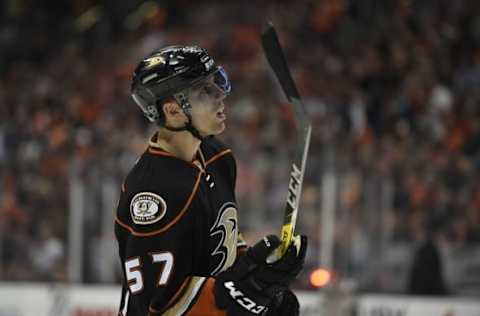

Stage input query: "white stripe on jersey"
[{"left": 121, "top": 290, "right": 130, "bottom": 316}]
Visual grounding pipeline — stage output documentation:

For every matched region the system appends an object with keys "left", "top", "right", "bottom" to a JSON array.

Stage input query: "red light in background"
[{"left": 310, "top": 268, "right": 331, "bottom": 288}]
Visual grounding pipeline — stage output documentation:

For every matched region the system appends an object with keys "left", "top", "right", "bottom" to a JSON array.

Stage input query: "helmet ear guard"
[{"left": 131, "top": 88, "right": 161, "bottom": 123}]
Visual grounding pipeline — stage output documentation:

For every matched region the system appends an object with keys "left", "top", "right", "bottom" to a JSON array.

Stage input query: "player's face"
[{"left": 188, "top": 70, "right": 230, "bottom": 136}]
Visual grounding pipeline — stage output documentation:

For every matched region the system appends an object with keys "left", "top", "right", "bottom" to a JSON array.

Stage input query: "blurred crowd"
[{"left": 1, "top": 0, "right": 480, "bottom": 291}]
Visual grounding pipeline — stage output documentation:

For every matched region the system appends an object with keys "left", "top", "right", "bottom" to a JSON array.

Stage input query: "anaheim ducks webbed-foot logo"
[
  {"left": 210, "top": 202, "right": 238, "bottom": 275},
  {"left": 130, "top": 192, "right": 167, "bottom": 225},
  {"left": 144, "top": 56, "right": 165, "bottom": 69}
]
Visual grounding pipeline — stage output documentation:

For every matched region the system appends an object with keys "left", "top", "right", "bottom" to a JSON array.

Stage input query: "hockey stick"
[{"left": 261, "top": 23, "right": 312, "bottom": 257}]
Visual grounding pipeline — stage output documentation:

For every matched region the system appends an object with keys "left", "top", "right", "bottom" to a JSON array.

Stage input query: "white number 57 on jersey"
[{"left": 125, "top": 252, "right": 174, "bottom": 294}]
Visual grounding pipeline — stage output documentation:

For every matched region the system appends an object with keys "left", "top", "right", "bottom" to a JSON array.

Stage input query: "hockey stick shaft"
[{"left": 261, "top": 23, "right": 312, "bottom": 257}]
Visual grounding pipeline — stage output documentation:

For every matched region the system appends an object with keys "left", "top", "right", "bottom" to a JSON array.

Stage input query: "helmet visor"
[
  {"left": 187, "top": 66, "right": 231, "bottom": 102},
  {"left": 212, "top": 66, "right": 231, "bottom": 95}
]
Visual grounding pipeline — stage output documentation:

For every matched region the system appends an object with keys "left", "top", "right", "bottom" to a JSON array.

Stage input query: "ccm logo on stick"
[
  {"left": 224, "top": 281, "right": 267, "bottom": 314},
  {"left": 287, "top": 164, "right": 302, "bottom": 210}
]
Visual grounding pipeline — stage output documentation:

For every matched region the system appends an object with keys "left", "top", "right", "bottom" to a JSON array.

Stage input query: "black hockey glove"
[
  {"left": 265, "top": 288, "right": 300, "bottom": 316},
  {"left": 214, "top": 235, "right": 307, "bottom": 316}
]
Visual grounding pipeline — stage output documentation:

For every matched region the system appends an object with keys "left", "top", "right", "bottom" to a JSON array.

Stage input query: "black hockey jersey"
[{"left": 115, "top": 134, "right": 247, "bottom": 316}]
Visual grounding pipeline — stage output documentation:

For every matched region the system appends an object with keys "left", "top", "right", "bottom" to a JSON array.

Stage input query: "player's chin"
[
  {"left": 200, "top": 122, "right": 225, "bottom": 137},
  {"left": 210, "top": 121, "right": 226, "bottom": 135}
]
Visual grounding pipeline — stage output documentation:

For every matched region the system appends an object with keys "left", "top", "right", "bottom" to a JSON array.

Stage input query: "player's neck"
[{"left": 155, "top": 129, "right": 201, "bottom": 162}]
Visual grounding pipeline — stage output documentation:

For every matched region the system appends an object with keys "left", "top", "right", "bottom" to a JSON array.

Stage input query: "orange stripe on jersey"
[
  {"left": 149, "top": 147, "right": 202, "bottom": 170},
  {"left": 188, "top": 278, "right": 226, "bottom": 316},
  {"left": 115, "top": 172, "right": 203, "bottom": 237},
  {"left": 148, "top": 147, "right": 176, "bottom": 158},
  {"left": 165, "top": 277, "right": 191, "bottom": 308},
  {"left": 205, "top": 149, "right": 232, "bottom": 166},
  {"left": 148, "top": 307, "right": 161, "bottom": 315}
]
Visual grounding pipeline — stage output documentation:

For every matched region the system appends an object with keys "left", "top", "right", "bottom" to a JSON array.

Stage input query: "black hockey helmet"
[{"left": 131, "top": 45, "right": 231, "bottom": 129}]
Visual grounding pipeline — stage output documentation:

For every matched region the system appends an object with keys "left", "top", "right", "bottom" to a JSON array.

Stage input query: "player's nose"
[{"left": 215, "top": 99, "right": 225, "bottom": 109}]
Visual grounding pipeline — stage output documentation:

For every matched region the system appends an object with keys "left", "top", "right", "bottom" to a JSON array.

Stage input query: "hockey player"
[{"left": 115, "top": 45, "right": 307, "bottom": 316}]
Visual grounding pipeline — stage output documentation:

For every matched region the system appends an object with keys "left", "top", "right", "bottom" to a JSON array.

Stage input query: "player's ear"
[
  {"left": 161, "top": 99, "right": 179, "bottom": 116},
  {"left": 162, "top": 99, "right": 187, "bottom": 126}
]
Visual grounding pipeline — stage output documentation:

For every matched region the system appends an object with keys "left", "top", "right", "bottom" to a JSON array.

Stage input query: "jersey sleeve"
[{"left": 115, "top": 163, "right": 208, "bottom": 315}]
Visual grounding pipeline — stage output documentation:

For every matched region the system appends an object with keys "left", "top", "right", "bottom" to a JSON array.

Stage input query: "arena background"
[{"left": 1, "top": 0, "right": 480, "bottom": 315}]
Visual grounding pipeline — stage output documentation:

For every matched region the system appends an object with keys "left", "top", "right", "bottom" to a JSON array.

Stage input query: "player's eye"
[{"left": 203, "top": 85, "right": 216, "bottom": 96}]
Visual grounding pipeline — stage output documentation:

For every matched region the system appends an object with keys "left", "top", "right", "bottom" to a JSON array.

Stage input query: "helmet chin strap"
[
  {"left": 163, "top": 119, "right": 204, "bottom": 141},
  {"left": 161, "top": 92, "right": 205, "bottom": 141}
]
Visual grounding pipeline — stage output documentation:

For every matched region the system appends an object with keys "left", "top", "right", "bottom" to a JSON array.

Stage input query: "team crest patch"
[{"left": 130, "top": 192, "right": 167, "bottom": 225}]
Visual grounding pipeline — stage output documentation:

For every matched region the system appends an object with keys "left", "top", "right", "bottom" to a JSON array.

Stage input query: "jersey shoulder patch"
[
  {"left": 116, "top": 150, "right": 202, "bottom": 236},
  {"left": 130, "top": 192, "right": 167, "bottom": 225}
]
